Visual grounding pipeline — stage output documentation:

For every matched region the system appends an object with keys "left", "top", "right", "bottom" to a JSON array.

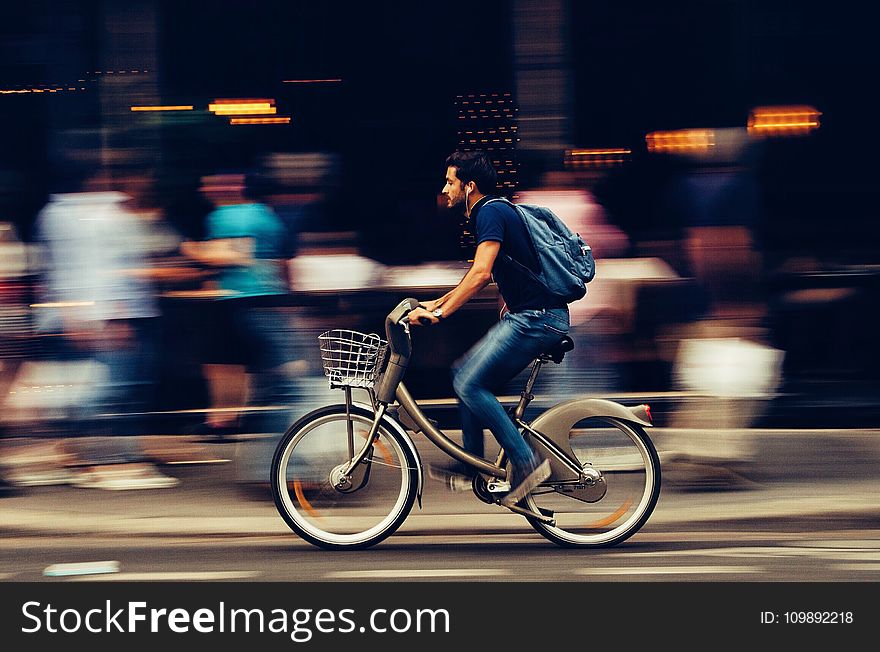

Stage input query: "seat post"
[{"left": 513, "top": 357, "right": 546, "bottom": 422}]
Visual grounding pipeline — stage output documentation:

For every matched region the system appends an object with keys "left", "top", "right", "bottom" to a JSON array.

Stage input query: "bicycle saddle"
[{"left": 543, "top": 336, "right": 574, "bottom": 363}]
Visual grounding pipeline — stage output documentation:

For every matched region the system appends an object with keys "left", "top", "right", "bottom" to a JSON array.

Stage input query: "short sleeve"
[
  {"left": 204, "top": 208, "right": 244, "bottom": 240},
  {"left": 475, "top": 202, "right": 506, "bottom": 245}
]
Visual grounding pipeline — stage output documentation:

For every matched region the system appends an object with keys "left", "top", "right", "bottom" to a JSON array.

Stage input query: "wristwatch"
[{"left": 432, "top": 308, "right": 444, "bottom": 320}]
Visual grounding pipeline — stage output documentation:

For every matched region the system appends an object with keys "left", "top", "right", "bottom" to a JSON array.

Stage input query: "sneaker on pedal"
[
  {"left": 444, "top": 473, "right": 473, "bottom": 493},
  {"left": 428, "top": 461, "right": 473, "bottom": 493},
  {"left": 501, "top": 459, "right": 551, "bottom": 507}
]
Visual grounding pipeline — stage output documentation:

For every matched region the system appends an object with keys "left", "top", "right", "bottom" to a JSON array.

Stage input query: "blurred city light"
[
  {"left": 130, "top": 105, "right": 194, "bottom": 112},
  {"left": 208, "top": 99, "right": 277, "bottom": 115},
  {"left": 747, "top": 105, "right": 821, "bottom": 136},
  {"left": 564, "top": 148, "right": 631, "bottom": 168},
  {"left": 645, "top": 129, "right": 716, "bottom": 153},
  {"left": 1, "top": 87, "right": 86, "bottom": 94},
  {"left": 228, "top": 117, "right": 291, "bottom": 125}
]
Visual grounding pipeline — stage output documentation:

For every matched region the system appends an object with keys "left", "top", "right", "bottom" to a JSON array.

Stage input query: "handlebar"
[
  {"left": 374, "top": 297, "right": 421, "bottom": 404},
  {"left": 385, "top": 297, "right": 420, "bottom": 337}
]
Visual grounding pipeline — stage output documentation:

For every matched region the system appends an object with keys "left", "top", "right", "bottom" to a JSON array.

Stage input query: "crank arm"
[{"left": 503, "top": 502, "right": 556, "bottom": 526}]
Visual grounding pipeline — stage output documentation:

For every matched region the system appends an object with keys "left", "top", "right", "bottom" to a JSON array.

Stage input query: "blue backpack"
[{"left": 484, "top": 197, "right": 596, "bottom": 304}]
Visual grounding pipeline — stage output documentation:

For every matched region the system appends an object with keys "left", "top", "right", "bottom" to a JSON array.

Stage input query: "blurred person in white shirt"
[{"left": 31, "top": 159, "right": 178, "bottom": 491}]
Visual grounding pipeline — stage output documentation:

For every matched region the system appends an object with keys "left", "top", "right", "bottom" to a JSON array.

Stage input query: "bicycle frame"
[
  {"left": 340, "top": 298, "right": 652, "bottom": 490},
  {"left": 336, "top": 296, "right": 508, "bottom": 481}
]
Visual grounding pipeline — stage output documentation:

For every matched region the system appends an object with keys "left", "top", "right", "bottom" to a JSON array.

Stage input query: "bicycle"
[{"left": 271, "top": 297, "right": 661, "bottom": 550}]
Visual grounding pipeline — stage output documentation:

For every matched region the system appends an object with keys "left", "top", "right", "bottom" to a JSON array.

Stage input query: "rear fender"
[{"left": 526, "top": 398, "right": 652, "bottom": 482}]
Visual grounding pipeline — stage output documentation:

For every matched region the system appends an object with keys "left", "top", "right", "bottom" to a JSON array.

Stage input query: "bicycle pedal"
[
  {"left": 486, "top": 479, "right": 511, "bottom": 493},
  {"left": 504, "top": 502, "right": 556, "bottom": 525}
]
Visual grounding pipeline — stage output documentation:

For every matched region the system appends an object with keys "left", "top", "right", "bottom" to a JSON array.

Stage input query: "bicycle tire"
[
  {"left": 271, "top": 404, "right": 420, "bottom": 550},
  {"left": 524, "top": 417, "right": 661, "bottom": 548}
]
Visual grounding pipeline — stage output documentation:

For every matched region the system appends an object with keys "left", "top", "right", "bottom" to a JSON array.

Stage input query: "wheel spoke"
[
  {"left": 292, "top": 480, "right": 320, "bottom": 519},
  {"left": 587, "top": 496, "right": 633, "bottom": 528}
]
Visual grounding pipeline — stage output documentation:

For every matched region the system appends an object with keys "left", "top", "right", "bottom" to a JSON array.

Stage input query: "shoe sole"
[
  {"left": 501, "top": 459, "right": 551, "bottom": 507},
  {"left": 428, "top": 468, "right": 473, "bottom": 492}
]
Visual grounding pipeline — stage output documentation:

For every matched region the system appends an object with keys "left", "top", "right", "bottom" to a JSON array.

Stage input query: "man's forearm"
[{"left": 435, "top": 267, "right": 492, "bottom": 317}]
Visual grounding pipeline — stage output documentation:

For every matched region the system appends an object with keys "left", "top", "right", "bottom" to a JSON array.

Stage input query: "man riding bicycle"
[{"left": 408, "top": 150, "right": 570, "bottom": 506}]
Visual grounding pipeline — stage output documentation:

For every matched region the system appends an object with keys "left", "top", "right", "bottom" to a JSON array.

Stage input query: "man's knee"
[{"left": 452, "top": 366, "right": 472, "bottom": 400}]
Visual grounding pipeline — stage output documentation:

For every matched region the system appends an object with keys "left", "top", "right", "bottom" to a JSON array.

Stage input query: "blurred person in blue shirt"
[{"left": 181, "top": 172, "right": 299, "bottom": 492}]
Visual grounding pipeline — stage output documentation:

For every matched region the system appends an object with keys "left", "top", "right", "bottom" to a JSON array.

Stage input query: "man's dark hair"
[{"left": 445, "top": 150, "right": 498, "bottom": 194}]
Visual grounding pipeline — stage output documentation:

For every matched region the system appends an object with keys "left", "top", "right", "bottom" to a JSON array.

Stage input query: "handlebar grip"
[
  {"left": 417, "top": 316, "right": 432, "bottom": 325},
  {"left": 379, "top": 298, "right": 420, "bottom": 404}
]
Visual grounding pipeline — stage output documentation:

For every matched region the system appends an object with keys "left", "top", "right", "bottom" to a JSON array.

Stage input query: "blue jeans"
[{"left": 452, "top": 308, "right": 570, "bottom": 471}]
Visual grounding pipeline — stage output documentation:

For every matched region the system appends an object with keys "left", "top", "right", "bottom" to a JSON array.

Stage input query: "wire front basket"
[{"left": 318, "top": 329, "right": 388, "bottom": 389}]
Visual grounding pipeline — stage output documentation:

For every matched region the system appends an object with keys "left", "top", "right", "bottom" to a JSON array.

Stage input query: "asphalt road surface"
[{"left": 3, "top": 522, "right": 879, "bottom": 583}]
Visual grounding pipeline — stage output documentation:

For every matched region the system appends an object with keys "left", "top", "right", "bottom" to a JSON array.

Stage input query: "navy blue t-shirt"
[{"left": 472, "top": 196, "right": 565, "bottom": 312}]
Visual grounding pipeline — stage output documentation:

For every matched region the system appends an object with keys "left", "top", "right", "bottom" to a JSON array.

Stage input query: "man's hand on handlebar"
[
  {"left": 418, "top": 299, "right": 440, "bottom": 312},
  {"left": 407, "top": 304, "right": 440, "bottom": 327}
]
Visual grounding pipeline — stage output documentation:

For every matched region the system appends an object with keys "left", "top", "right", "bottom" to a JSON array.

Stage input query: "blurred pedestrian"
[
  {"left": 180, "top": 171, "right": 299, "bottom": 494},
  {"left": 0, "top": 174, "right": 33, "bottom": 493},
  {"left": 29, "top": 162, "right": 178, "bottom": 490},
  {"left": 660, "top": 130, "right": 783, "bottom": 488},
  {"left": 516, "top": 169, "right": 630, "bottom": 399}
]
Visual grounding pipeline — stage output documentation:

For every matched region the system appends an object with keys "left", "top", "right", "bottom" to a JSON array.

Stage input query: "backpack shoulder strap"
[
  {"left": 477, "top": 197, "right": 546, "bottom": 285},
  {"left": 480, "top": 196, "right": 513, "bottom": 210}
]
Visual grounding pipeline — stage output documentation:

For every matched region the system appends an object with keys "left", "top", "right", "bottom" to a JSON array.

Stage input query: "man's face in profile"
[{"left": 442, "top": 166, "right": 467, "bottom": 211}]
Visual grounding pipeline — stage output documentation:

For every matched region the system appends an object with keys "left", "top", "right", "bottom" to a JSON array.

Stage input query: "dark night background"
[{"left": 1, "top": 0, "right": 876, "bottom": 264}]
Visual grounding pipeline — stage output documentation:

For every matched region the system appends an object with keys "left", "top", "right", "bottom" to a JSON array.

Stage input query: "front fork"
[{"left": 332, "top": 387, "right": 386, "bottom": 493}]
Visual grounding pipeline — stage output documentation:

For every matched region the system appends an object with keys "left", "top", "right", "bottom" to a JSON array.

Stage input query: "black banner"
[{"left": 0, "top": 581, "right": 874, "bottom": 649}]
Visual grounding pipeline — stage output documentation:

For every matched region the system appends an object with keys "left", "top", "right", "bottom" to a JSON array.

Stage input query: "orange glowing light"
[
  {"left": 228, "top": 116, "right": 291, "bottom": 125},
  {"left": 130, "top": 105, "right": 194, "bottom": 112},
  {"left": 565, "top": 147, "right": 632, "bottom": 168},
  {"left": 569, "top": 148, "right": 631, "bottom": 156},
  {"left": 209, "top": 99, "right": 276, "bottom": 115},
  {"left": 748, "top": 105, "right": 821, "bottom": 136},
  {"left": 646, "top": 129, "right": 716, "bottom": 153}
]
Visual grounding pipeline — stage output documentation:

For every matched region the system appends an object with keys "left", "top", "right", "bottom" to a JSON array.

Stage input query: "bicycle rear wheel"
[
  {"left": 271, "top": 404, "right": 419, "bottom": 550},
  {"left": 524, "top": 417, "right": 660, "bottom": 548}
]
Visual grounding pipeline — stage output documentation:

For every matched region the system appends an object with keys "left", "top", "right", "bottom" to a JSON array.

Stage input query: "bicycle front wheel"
[
  {"left": 271, "top": 404, "right": 420, "bottom": 550},
  {"left": 525, "top": 417, "right": 660, "bottom": 548}
]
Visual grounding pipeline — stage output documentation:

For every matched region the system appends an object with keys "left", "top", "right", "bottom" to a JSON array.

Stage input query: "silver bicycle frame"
[{"left": 341, "top": 297, "right": 653, "bottom": 491}]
